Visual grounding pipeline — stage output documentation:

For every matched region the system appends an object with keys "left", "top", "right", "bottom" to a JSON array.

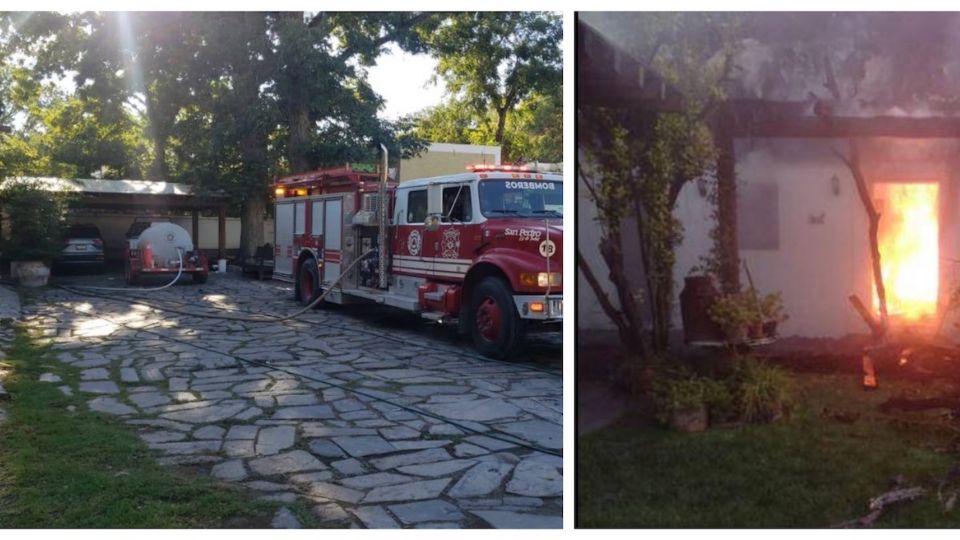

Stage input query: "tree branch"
[
  {"left": 833, "top": 138, "right": 888, "bottom": 327},
  {"left": 577, "top": 248, "right": 629, "bottom": 333},
  {"left": 335, "top": 12, "right": 431, "bottom": 63}
]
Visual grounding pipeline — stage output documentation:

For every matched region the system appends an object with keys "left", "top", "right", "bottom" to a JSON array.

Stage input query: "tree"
[
  {"left": 3, "top": 12, "right": 438, "bottom": 261},
  {"left": 578, "top": 13, "right": 737, "bottom": 372},
  {"left": 274, "top": 12, "right": 440, "bottom": 172},
  {"left": 426, "top": 12, "right": 561, "bottom": 145},
  {"left": 409, "top": 89, "right": 562, "bottom": 163}
]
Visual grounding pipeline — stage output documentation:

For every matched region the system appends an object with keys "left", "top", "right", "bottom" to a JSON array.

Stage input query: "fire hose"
[
  {"left": 68, "top": 248, "right": 186, "bottom": 293},
  {"left": 59, "top": 249, "right": 376, "bottom": 323}
]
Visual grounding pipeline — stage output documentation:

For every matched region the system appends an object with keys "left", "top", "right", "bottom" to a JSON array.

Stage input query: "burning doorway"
[{"left": 873, "top": 182, "right": 940, "bottom": 322}]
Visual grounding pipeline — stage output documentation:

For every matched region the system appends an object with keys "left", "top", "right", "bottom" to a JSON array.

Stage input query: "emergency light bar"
[{"left": 467, "top": 164, "right": 533, "bottom": 173}]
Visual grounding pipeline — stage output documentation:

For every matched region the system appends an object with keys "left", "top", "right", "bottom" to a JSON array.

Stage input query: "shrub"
[
  {"left": 707, "top": 291, "right": 758, "bottom": 337},
  {"left": 708, "top": 288, "right": 789, "bottom": 338},
  {"left": 651, "top": 368, "right": 734, "bottom": 426},
  {"left": 0, "top": 180, "right": 69, "bottom": 262},
  {"left": 731, "top": 357, "right": 791, "bottom": 423},
  {"left": 759, "top": 291, "right": 788, "bottom": 323}
]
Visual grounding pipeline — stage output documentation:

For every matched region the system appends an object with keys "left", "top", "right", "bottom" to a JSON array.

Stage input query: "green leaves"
[
  {"left": 408, "top": 89, "right": 561, "bottom": 163},
  {"left": 0, "top": 180, "right": 70, "bottom": 262},
  {"left": 424, "top": 12, "right": 561, "bottom": 144}
]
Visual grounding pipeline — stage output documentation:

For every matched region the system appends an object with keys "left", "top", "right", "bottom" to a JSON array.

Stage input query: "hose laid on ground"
[
  {"left": 57, "top": 298, "right": 562, "bottom": 457},
  {"left": 68, "top": 248, "right": 186, "bottom": 292},
  {"left": 58, "top": 249, "right": 375, "bottom": 323}
]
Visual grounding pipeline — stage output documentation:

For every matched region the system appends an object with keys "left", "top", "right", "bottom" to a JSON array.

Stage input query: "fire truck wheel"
[
  {"left": 298, "top": 258, "right": 321, "bottom": 307},
  {"left": 193, "top": 272, "right": 207, "bottom": 284},
  {"left": 471, "top": 277, "right": 523, "bottom": 359}
]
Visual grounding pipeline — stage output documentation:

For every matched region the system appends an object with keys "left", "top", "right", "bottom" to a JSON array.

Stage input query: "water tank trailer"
[{"left": 122, "top": 220, "right": 209, "bottom": 285}]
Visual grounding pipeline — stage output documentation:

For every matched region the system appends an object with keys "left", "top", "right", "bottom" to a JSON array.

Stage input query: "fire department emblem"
[
  {"left": 407, "top": 230, "right": 422, "bottom": 256},
  {"left": 441, "top": 228, "right": 461, "bottom": 259},
  {"left": 539, "top": 239, "right": 556, "bottom": 258}
]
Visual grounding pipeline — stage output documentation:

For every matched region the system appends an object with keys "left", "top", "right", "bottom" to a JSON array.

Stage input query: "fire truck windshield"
[{"left": 478, "top": 179, "right": 563, "bottom": 218}]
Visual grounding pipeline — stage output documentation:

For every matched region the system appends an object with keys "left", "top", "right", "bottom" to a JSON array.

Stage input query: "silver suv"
[{"left": 57, "top": 224, "right": 105, "bottom": 272}]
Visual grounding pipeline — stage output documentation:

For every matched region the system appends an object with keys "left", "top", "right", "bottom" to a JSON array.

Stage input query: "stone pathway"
[
  {"left": 0, "top": 285, "right": 18, "bottom": 424},
  {"left": 0, "top": 285, "right": 20, "bottom": 323},
  {"left": 24, "top": 273, "right": 562, "bottom": 528}
]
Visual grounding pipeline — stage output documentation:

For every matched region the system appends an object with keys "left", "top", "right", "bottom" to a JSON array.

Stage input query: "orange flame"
[{"left": 874, "top": 182, "right": 939, "bottom": 320}]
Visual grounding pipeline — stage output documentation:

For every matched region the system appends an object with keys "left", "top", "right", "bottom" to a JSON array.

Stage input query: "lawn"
[
  {"left": 0, "top": 326, "right": 280, "bottom": 528},
  {"left": 578, "top": 370, "right": 960, "bottom": 528}
]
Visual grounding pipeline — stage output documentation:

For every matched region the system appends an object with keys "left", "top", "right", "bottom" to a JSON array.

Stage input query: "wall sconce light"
[{"left": 830, "top": 174, "right": 841, "bottom": 197}]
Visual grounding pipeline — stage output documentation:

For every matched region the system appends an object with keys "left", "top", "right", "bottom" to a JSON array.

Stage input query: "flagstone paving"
[{"left": 21, "top": 273, "right": 562, "bottom": 528}]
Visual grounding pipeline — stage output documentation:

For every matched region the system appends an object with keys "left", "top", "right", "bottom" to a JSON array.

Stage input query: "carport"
[{"left": 2, "top": 177, "right": 232, "bottom": 261}]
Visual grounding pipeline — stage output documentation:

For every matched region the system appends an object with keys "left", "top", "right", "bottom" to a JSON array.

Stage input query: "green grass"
[
  {"left": 0, "top": 328, "right": 276, "bottom": 528},
  {"left": 578, "top": 372, "right": 960, "bottom": 528}
]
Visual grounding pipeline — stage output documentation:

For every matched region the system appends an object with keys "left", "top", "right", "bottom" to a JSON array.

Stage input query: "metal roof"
[{"left": 2, "top": 177, "right": 196, "bottom": 196}]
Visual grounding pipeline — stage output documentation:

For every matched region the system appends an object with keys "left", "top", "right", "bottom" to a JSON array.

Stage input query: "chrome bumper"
[{"left": 513, "top": 294, "right": 563, "bottom": 321}]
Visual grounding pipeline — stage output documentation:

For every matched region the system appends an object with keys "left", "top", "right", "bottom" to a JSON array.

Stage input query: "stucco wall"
[
  {"left": 67, "top": 211, "right": 275, "bottom": 260},
  {"left": 582, "top": 137, "right": 960, "bottom": 338},
  {"left": 399, "top": 143, "right": 501, "bottom": 182},
  {"left": 675, "top": 137, "right": 960, "bottom": 338},
  {"left": 576, "top": 148, "right": 647, "bottom": 332}
]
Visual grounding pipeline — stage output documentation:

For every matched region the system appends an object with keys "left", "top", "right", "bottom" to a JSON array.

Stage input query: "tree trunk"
[
  {"left": 151, "top": 135, "right": 168, "bottom": 180},
  {"left": 288, "top": 105, "right": 312, "bottom": 172},
  {"left": 239, "top": 193, "right": 266, "bottom": 262},
  {"left": 494, "top": 106, "right": 508, "bottom": 145},
  {"left": 715, "top": 128, "right": 740, "bottom": 293},
  {"left": 834, "top": 139, "right": 889, "bottom": 326},
  {"left": 233, "top": 12, "right": 271, "bottom": 262}
]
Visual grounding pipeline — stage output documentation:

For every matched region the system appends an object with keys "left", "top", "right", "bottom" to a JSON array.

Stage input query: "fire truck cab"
[{"left": 272, "top": 161, "right": 562, "bottom": 359}]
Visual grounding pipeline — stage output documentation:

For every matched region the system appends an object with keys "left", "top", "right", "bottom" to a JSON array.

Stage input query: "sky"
[{"left": 366, "top": 44, "right": 446, "bottom": 120}]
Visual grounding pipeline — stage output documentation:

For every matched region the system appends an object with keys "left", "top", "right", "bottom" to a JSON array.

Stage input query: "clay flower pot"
[
  {"left": 14, "top": 261, "right": 50, "bottom": 287},
  {"left": 669, "top": 404, "right": 708, "bottom": 432},
  {"left": 762, "top": 320, "right": 779, "bottom": 337}
]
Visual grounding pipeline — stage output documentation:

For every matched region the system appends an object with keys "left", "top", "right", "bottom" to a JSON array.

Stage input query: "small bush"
[
  {"left": 651, "top": 369, "right": 733, "bottom": 426},
  {"left": 732, "top": 357, "right": 791, "bottom": 423},
  {"left": 0, "top": 180, "right": 69, "bottom": 262}
]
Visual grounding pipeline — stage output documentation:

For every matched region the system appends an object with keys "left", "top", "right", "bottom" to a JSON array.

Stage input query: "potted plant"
[
  {"left": 759, "top": 292, "right": 788, "bottom": 337},
  {"left": 0, "top": 181, "right": 68, "bottom": 287},
  {"left": 707, "top": 292, "right": 756, "bottom": 342},
  {"left": 653, "top": 376, "right": 710, "bottom": 432}
]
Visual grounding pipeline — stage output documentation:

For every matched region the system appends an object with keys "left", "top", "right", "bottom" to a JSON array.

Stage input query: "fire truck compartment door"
[
  {"left": 275, "top": 202, "right": 295, "bottom": 276},
  {"left": 323, "top": 198, "right": 342, "bottom": 284}
]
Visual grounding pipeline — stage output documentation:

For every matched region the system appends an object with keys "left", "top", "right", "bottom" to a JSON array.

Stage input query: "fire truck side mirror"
[{"left": 424, "top": 214, "right": 441, "bottom": 232}]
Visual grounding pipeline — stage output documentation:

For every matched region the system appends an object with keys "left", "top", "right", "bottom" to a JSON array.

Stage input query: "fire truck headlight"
[{"left": 520, "top": 272, "right": 562, "bottom": 288}]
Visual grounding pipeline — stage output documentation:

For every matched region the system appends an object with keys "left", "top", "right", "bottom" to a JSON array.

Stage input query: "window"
[
  {"left": 294, "top": 202, "right": 306, "bottom": 235},
  {"left": 478, "top": 180, "right": 563, "bottom": 218},
  {"left": 362, "top": 193, "right": 380, "bottom": 213},
  {"left": 442, "top": 185, "right": 472, "bottom": 223},
  {"left": 311, "top": 201, "right": 323, "bottom": 236},
  {"left": 737, "top": 182, "right": 779, "bottom": 250},
  {"left": 407, "top": 189, "right": 428, "bottom": 224}
]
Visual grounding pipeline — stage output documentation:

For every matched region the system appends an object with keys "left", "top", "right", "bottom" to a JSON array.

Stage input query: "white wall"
[
  {"left": 581, "top": 136, "right": 960, "bottom": 339},
  {"left": 675, "top": 139, "right": 873, "bottom": 337},
  {"left": 577, "top": 148, "right": 647, "bottom": 332},
  {"left": 67, "top": 212, "right": 275, "bottom": 257},
  {"left": 675, "top": 137, "right": 960, "bottom": 338}
]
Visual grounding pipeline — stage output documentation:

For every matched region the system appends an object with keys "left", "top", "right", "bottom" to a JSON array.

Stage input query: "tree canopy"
[
  {"left": 0, "top": 11, "right": 561, "bottom": 257},
  {"left": 410, "top": 12, "right": 562, "bottom": 162}
]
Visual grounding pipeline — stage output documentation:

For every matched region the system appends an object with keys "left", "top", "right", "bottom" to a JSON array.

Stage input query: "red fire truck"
[{"left": 272, "top": 152, "right": 562, "bottom": 359}]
